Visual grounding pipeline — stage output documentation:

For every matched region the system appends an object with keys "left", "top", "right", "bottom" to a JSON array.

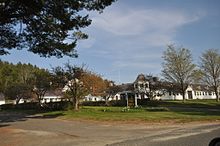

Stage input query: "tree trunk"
[
  {"left": 181, "top": 82, "right": 185, "bottom": 102},
  {"left": 73, "top": 97, "right": 79, "bottom": 111},
  {"left": 182, "top": 90, "right": 185, "bottom": 103},
  {"left": 105, "top": 96, "right": 109, "bottom": 106},
  {"left": 214, "top": 88, "right": 219, "bottom": 102},
  {"left": 16, "top": 96, "right": 21, "bottom": 105}
]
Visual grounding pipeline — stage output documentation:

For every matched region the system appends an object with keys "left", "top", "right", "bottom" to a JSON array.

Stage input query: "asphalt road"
[
  {"left": 0, "top": 111, "right": 220, "bottom": 146},
  {"left": 109, "top": 123, "right": 220, "bottom": 146}
]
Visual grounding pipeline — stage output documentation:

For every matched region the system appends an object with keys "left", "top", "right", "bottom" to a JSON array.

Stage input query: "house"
[
  {"left": 84, "top": 94, "right": 105, "bottom": 101},
  {"left": 113, "top": 74, "right": 218, "bottom": 103},
  {"left": 133, "top": 74, "right": 149, "bottom": 99},
  {"left": 41, "top": 90, "right": 64, "bottom": 103}
]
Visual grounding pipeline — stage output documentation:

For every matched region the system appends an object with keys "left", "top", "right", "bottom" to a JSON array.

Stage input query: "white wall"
[
  {"left": 41, "top": 96, "right": 62, "bottom": 103},
  {"left": 0, "top": 100, "right": 5, "bottom": 105},
  {"left": 84, "top": 95, "right": 104, "bottom": 101}
]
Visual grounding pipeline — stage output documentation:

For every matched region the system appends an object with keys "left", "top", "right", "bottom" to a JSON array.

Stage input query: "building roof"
[
  {"left": 117, "top": 83, "right": 134, "bottom": 92},
  {"left": 44, "top": 89, "right": 63, "bottom": 97},
  {"left": 135, "top": 74, "right": 146, "bottom": 82},
  {"left": 191, "top": 84, "right": 213, "bottom": 92}
]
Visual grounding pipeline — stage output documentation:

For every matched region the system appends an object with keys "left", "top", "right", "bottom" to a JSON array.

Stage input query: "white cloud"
[
  {"left": 78, "top": 37, "right": 96, "bottom": 49},
  {"left": 77, "top": 5, "right": 204, "bottom": 82},
  {"left": 92, "top": 8, "right": 202, "bottom": 37}
]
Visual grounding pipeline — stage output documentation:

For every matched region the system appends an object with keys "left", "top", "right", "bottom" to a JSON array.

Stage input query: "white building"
[
  {"left": 0, "top": 93, "right": 5, "bottom": 105},
  {"left": 114, "top": 74, "right": 218, "bottom": 102},
  {"left": 84, "top": 94, "right": 104, "bottom": 101},
  {"left": 159, "top": 84, "right": 217, "bottom": 100}
]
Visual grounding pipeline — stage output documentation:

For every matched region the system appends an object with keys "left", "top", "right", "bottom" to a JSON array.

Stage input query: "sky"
[{"left": 1, "top": 0, "right": 220, "bottom": 84}]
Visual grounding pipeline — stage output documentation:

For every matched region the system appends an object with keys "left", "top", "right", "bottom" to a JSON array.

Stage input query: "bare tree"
[
  {"left": 162, "top": 45, "right": 196, "bottom": 102},
  {"left": 32, "top": 69, "right": 52, "bottom": 105},
  {"left": 200, "top": 49, "right": 220, "bottom": 102},
  {"left": 52, "top": 63, "right": 88, "bottom": 111}
]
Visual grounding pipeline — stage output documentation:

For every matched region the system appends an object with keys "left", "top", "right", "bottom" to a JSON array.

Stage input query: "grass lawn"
[{"left": 43, "top": 100, "right": 220, "bottom": 123}]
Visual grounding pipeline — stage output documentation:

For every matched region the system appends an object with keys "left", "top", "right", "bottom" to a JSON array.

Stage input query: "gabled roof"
[
  {"left": 190, "top": 84, "right": 213, "bottom": 92},
  {"left": 117, "top": 83, "right": 134, "bottom": 92},
  {"left": 44, "top": 89, "right": 63, "bottom": 97},
  {"left": 135, "top": 74, "right": 146, "bottom": 82}
]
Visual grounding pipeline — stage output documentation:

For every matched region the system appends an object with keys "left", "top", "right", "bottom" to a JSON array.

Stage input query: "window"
[
  {"left": 169, "top": 91, "right": 171, "bottom": 96},
  {"left": 140, "top": 84, "right": 144, "bottom": 88},
  {"left": 145, "top": 83, "right": 149, "bottom": 88}
]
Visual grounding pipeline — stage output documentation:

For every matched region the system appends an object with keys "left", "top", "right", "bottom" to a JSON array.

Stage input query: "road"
[
  {"left": 0, "top": 111, "right": 219, "bottom": 146},
  {"left": 109, "top": 122, "right": 220, "bottom": 146}
]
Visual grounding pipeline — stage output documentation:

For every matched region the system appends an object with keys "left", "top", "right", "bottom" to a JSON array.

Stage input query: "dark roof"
[
  {"left": 135, "top": 74, "right": 146, "bottom": 82},
  {"left": 117, "top": 83, "right": 134, "bottom": 91},
  {"left": 191, "top": 84, "right": 213, "bottom": 91},
  {"left": 44, "top": 89, "right": 63, "bottom": 96}
]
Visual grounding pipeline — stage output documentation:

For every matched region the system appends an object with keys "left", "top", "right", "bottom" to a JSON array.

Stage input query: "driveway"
[{"left": 0, "top": 111, "right": 219, "bottom": 146}]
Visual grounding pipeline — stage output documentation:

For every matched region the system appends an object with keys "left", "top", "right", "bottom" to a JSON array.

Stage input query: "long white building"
[{"left": 116, "top": 74, "right": 218, "bottom": 102}]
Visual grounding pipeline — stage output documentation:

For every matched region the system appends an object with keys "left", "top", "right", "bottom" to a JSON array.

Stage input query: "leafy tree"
[
  {"left": 0, "top": 0, "right": 116, "bottom": 57},
  {"left": 104, "top": 81, "right": 121, "bottom": 105},
  {"left": 5, "top": 83, "right": 32, "bottom": 104},
  {"left": 32, "top": 69, "right": 52, "bottom": 104},
  {"left": 200, "top": 49, "right": 220, "bottom": 102},
  {"left": 145, "top": 75, "right": 165, "bottom": 100},
  {"left": 0, "top": 61, "right": 54, "bottom": 105},
  {"left": 0, "top": 62, "right": 17, "bottom": 93},
  {"left": 16, "top": 62, "right": 36, "bottom": 84},
  {"left": 52, "top": 63, "right": 88, "bottom": 111},
  {"left": 81, "top": 71, "right": 107, "bottom": 97},
  {"left": 162, "top": 45, "right": 196, "bottom": 102}
]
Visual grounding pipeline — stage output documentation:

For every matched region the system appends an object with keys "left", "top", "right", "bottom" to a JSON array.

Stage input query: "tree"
[
  {"left": 0, "top": 0, "right": 116, "bottom": 57},
  {"left": 200, "top": 49, "right": 220, "bottom": 102},
  {"left": 162, "top": 45, "right": 196, "bottom": 102},
  {"left": 104, "top": 81, "right": 122, "bottom": 105},
  {"left": 5, "top": 83, "right": 32, "bottom": 104},
  {"left": 145, "top": 75, "right": 165, "bottom": 100},
  {"left": 52, "top": 63, "right": 88, "bottom": 111},
  {"left": 32, "top": 69, "right": 52, "bottom": 104},
  {"left": 81, "top": 72, "right": 107, "bottom": 97}
]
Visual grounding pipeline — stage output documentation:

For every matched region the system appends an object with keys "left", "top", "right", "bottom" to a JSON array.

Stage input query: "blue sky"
[{"left": 1, "top": 0, "right": 220, "bottom": 84}]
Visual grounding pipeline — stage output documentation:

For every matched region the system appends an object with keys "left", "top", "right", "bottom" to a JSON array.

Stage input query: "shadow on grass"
[
  {"left": 139, "top": 100, "right": 220, "bottom": 108},
  {"left": 26, "top": 112, "right": 64, "bottom": 119},
  {"left": 167, "top": 106, "right": 220, "bottom": 117}
]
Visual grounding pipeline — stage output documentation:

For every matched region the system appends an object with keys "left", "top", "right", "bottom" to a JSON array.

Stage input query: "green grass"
[
  {"left": 2, "top": 100, "right": 220, "bottom": 123},
  {"left": 43, "top": 100, "right": 220, "bottom": 123}
]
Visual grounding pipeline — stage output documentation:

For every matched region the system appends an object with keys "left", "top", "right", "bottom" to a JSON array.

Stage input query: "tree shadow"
[
  {"left": 0, "top": 124, "right": 10, "bottom": 128},
  {"left": 26, "top": 112, "right": 64, "bottom": 119},
  {"left": 0, "top": 110, "right": 64, "bottom": 127},
  {"left": 168, "top": 107, "right": 220, "bottom": 117}
]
